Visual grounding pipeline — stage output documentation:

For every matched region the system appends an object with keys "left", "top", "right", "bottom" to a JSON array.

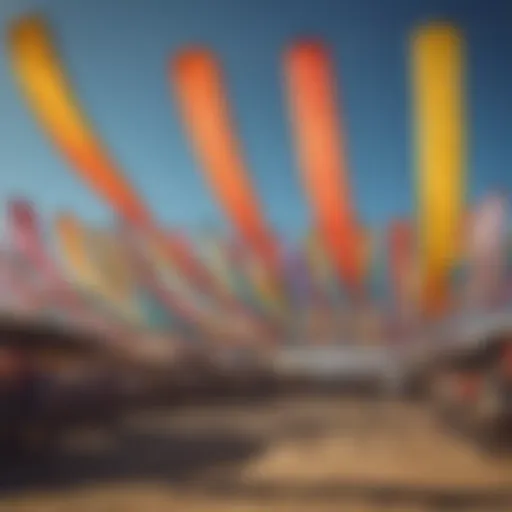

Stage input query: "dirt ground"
[{"left": 2, "top": 396, "right": 512, "bottom": 511}]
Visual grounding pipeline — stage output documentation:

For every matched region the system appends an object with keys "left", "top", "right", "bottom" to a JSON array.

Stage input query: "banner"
[
  {"left": 284, "top": 40, "right": 362, "bottom": 295},
  {"left": 8, "top": 201, "right": 114, "bottom": 331},
  {"left": 8, "top": 200, "right": 80, "bottom": 311},
  {"left": 280, "top": 242, "right": 312, "bottom": 308},
  {"left": 115, "top": 221, "right": 198, "bottom": 324},
  {"left": 85, "top": 228, "right": 141, "bottom": 321},
  {"left": 411, "top": 22, "right": 465, "bottom": 315},
  {"left": 465, "top": 194, "right": 508, "bottom": 310},
  {"left": 8, "top": 199, "right": 48, "bottom": 273},
  {"left": 244, "top": 250, "right": 286, "bottom": 319},
  {"left": 171, "top": 49, "right": 281, "bottom": 282},
  {"left": 225, "top": 237, "right": 266, "bottom": 312},
  {"left": 193, "top": 232, "right": 239, "bottom": 299},
  {"left": 304, "top": 230, "right": 340, "bottom": 304},
  {"left": 161, "top": 231, "right": 245, "bottom": 317},
  {"left": 8, "top": 17, "right": 150, "bottom": 226},
  {"left": 54, "top": 213, "right": 105, "bottom": 294},
  {"left": 0, "top": 248, "right": 40, "bottom": 313},
  {"left": 388, "top": 220, "right": 412, "bottom": 309},
  {"left": 365, "top": 229, "right": 389, "bottom": 304},
  {"left": 53, "top": 213, "right": 139, "bottom": 326}
]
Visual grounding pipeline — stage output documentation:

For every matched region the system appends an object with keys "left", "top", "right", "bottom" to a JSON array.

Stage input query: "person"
[
  {"left": 0, "top": 347, "right": 20, "bottom": 451},
  {"left": 0, "top": 347, "right": 41, "bottom": 455}
]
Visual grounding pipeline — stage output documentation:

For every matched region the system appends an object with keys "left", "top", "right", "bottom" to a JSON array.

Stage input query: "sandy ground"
[{"left": 1, "top": 396, "right": 512, "bottom": 511}]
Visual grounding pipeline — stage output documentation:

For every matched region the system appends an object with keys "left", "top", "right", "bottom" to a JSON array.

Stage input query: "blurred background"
[{"left": 1, "top": 0, "right": 512, "bottom": 510}]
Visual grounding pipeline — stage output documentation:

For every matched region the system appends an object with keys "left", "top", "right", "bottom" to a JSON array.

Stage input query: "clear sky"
[{"left": 0, "top": 0, "right": 511, "bottom": 243}]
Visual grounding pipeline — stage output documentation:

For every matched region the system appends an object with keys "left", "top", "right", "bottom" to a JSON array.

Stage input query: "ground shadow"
[
  {"left": 192, "top": 480, "right": 512, "bottom": 510},
  {"left": 4, "top": 396, "right": 512, "bottom": 510},
  {"left": 0, "top": 427, "right": 265, "bottom": 495}
]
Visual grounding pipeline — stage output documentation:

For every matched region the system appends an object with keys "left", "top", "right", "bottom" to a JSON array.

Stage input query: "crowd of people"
[{"left": 0, "top": 331, "right": 124, "bottom": 458}]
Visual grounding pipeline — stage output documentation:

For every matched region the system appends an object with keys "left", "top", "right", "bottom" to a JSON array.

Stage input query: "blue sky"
[{"left": 0, "top": 0, "right": 511, "bottom": 243}]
